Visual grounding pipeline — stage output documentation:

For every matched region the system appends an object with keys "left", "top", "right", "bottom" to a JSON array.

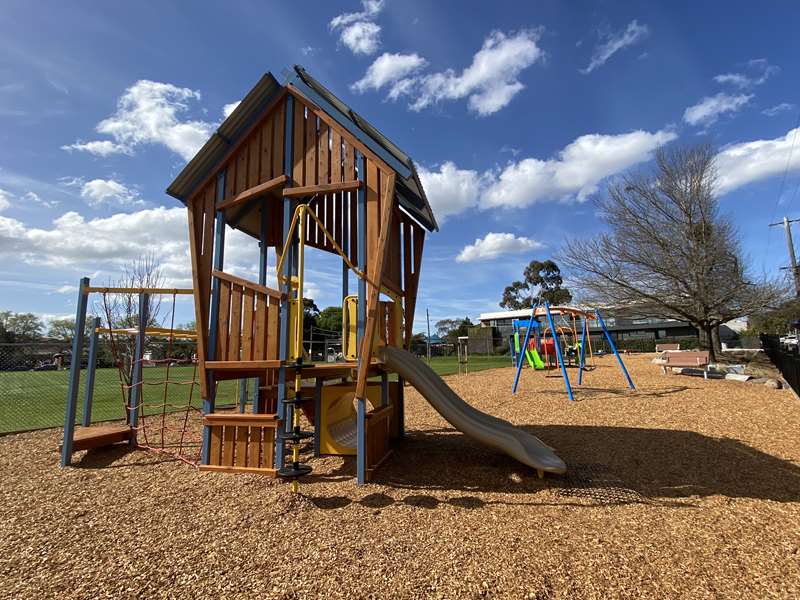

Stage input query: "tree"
[
  {"left": 560, "top": 143, "right": 786, "bottom": 361},
  {"left": 302, "top": 298, "right": 320, "bottom": 341},
  {"left": 47, "top": 318, "right": 77, "bottom": 341},
  {"left": 317, "top": 306, "right": 343, "bottom": 337},
  {"left": 435, "top": 317, "right": 473, "bottom": 342},
  {"left": 0, "top": 311, "right": 44, "bottom": 341},
  {"left": 747, "top": 299, "right": 800, "bottom": 334},
  {"left": 94, "top": 252, "right": 166, "bottom": 384},
  {"left": 500, "top": 260, "right": 572, "bottom": 309}
]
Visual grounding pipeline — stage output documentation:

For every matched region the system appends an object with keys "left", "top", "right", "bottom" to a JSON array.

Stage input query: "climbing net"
[{"left": 99, "top": 290, "right": 202, "bottom": 465}]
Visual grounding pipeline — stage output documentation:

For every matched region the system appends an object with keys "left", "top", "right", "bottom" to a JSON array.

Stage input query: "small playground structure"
[
  {"left": 60, "top": 66, "right": 570, "bottom": 486},
  {"left": 510, "top": 302, "right": 635, "bottom": 401}
]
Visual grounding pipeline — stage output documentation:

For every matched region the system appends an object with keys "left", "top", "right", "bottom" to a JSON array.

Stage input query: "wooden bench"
[
  {"left": 61, "top": 424, "right": 132, "bottom": 452},
  {"left": 661, "top": 351, "right": 710, "bottom": 378},
  {"left": 656, "top": 343, "right": 681, "bottom": 352}
]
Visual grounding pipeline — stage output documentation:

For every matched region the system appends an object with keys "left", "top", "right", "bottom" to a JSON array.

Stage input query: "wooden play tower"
[{"left": 166, "top": 66, "right": 437, "bottom": 486}]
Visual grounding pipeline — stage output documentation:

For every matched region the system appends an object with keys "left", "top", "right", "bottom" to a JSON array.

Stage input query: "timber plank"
[
  {"left": 293, "top": 100, "right": 305, "bottom": 184},
  {"left": 241, "top": 288, "right": 255, "bottom": 361},
  {"left": 215, "top": 175, "right": 288, "bottom": 212},
  {"left": 266, "top": 302, "right": 278, "bottom": 359},
  {"left": 248, "top": 133, "right": 261, "bottom": 189},
  {"left": 248, "top": 426, "right": 261, "bottom": 468},
  {"left": 217, "top": 280, "right": 231, "bottom": 361},
  {"left": 305, "top": 111, "right": 316, "bottom": 186},
  {"left": 222, "top": 426, "right": 235, "bottom": 466},
  {"left": 253, "top": 294, "right": 267, "bottom": 360},
  {"left": 209, "top": 425, "right": 222, "bottom": 465},
  {"left": 235, "top": 426, "right": 248, "bottom": 467},
  {"left": 272, "top": 101, "right": 284, "bottom": 179},
  {"left": 260, "top": 117, "right": 273, "bottom": 182},
  {"left": 229, "top": 285, "right": 243, "bottom": 361}
]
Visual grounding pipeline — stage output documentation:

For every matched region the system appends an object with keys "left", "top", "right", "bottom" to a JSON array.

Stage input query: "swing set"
[{"left": 510, "top": 301, "right": 635, "bottom": 401}]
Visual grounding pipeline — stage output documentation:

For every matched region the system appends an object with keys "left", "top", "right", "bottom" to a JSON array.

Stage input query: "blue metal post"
[
  {"left": 578, "top": 317, "right": 588, "bottom": 385},
  {"left": 544, "top": 302, "right": 575, "bottom": 402},
  {"left": 129, "top": 293, "right": 149, "bottom": 444},
  {"left": 80, "top": 316, "right": 101, "bottom": 427},
  {"left": 238, "top": 379, "right": 247, "bottom": 413},
  {"left": 313, "top": 378, "right": 322, "bottom": 457},
  {"left": 60, "top": 277, "right": 90, "bottom": 467},
  {"left": 512, "top": 304, "right": 538, "bottom": 394},
  {"left": 275, "top": 94, "right": 294, "bottom": 468},
  {"left": 596, "top": 309, "right": 635, "bottom": 390},
  {"left": 200, "top": 172, "right": 226, "bottom": 465},
  {"left": 356, "top": 151, "right": 367, "bottom": 485}
]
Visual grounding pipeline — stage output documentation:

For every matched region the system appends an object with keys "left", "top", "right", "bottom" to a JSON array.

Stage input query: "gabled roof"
[{"left": 166, "top": 66, "right": 438, "bottom": 232}]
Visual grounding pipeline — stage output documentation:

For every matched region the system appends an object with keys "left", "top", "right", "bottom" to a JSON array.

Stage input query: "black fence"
[{"left": 761, "top": 334, "right": 799, "bottom": 396}]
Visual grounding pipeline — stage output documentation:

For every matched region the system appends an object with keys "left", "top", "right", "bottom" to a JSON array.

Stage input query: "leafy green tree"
[
  {"left": 0, "top": 311, "right": 44, "bottom": 341},
  {"left": 303, "top": 298, "right": 320, "bottom": 341},
  {"left": 317, "top": 306, "right": 343, "bottom": 336},
  {"left": 47, "top": 318, "right": 77, "bottom": 341},
  {"left": 500, "top": 260, "right": 572, "bottom": 309}
]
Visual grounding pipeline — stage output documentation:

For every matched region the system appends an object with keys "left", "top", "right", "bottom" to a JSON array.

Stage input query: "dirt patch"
[{"left": 2, "top": 354, "right": 799, "bottom": 598}]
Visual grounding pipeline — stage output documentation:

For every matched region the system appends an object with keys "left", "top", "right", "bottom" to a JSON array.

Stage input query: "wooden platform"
[{"left": 68, "top": 425, "right": 132, "bottom": 452}]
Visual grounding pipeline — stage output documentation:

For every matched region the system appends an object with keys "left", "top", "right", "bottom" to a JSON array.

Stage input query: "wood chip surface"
[{"left": 1, "top": 354, "right": 799, "bottom": 599}]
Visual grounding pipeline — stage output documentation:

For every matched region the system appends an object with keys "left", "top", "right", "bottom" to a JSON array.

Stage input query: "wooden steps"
[{"left": 68, "top": 425, "right": 132, "bottom": 452}]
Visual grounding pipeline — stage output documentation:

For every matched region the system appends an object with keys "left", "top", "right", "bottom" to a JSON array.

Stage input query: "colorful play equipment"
[
  {"left": 511, "top": 302, "right": 635, "bottom": 401},
  {"left": 61, "top": 65, "right": 568, "bottom": 485}
]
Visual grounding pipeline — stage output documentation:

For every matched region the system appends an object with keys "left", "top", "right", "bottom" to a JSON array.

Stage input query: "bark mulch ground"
[{"left": 1, "top": 353, "right": 799, "bottom": 599}]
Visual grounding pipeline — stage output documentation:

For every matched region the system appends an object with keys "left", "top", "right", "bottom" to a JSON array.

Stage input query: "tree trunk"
[
  {"left": 700, "top": 323, "right": 717, "bottom": 362},
  {"left": 711, "top": 325, "right": 723, "bottom": 356}
]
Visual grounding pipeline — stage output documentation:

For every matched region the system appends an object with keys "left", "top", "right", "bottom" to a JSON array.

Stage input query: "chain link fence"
[{"left": 0, "top": 340, "right": 244, "bottom": 435}]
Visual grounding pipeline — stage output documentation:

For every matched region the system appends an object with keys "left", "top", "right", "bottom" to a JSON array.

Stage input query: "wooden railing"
[
  {"left": 212, "top": 270, "right": 282, "bottom": 363},
  {"left": 364, "top": 404, "right": 393, "bottom": 481},
  {"left": 200, "top": 413, "right": 278, "bottom": 475}
]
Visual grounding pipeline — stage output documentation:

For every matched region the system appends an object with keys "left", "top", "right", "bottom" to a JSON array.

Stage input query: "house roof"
[{"left": 166, "top": 66, "right": 438, "bottom": 232}]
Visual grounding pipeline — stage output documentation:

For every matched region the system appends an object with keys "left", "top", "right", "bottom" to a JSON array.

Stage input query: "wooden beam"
[
  {"left": 216, "top": 174, "right": 288, "bottom": 212},
  {"left": 354, "top": 172, "right": 396, "bottom": 400},
  {"left": 84, "top": 287, "right": 193, "bottom": 295},
  {"left": 205, "top": 360, "right": 281, "bottom": 370},
  {"left": 211, "top": 270, "right": 283, "bottom": 300},
  {"left": 282, "top": 179, "right": 361, "bottom": 198}
]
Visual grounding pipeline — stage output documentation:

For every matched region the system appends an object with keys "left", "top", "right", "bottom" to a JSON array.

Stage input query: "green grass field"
[{"left": 0, "top": 355, "right": 511, "bottom": 434}]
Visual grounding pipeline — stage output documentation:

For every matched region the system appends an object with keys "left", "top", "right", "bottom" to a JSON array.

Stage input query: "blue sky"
[{"left": 0, "top": 0, "right": 798, "bottom": 331}]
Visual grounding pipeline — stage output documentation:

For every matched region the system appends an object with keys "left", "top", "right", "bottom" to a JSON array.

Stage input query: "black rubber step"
[
  {"left": 277, "top": 464, "right": 312, "bottom": 479},
  {"left": 279, "top": 430, "right": 314, "bottom": 442}
]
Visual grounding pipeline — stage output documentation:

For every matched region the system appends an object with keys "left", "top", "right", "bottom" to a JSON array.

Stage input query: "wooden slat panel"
[
  {"left": 349, "top": 191, "right": 358, "bottom": 265},
  {"left": 209, "top": 425, "right": 222, "bottom": 465},
  {"left": 304, "top": 112, "right": 316, "bottom": 186},
  {"left": 247, "top": 426, "right": 261, "bottom": 468},
  {"left": 344, "top": 142, "right": 355, "bottom": 180},
  {"left": 222, "top": 426, "right": 235, "bottom": 466},
  {"left": 293, "top": 101, "right": 305, "bottom": 184},
  {"left": 204, "top": 413, "right": 279, "bottom": 425},
  {"left": 260, "top": 426, "right": 274, "bottom": 469},
  {"left": 229, "top": 285, "right": 243, "bottom": 361},
  {"left": 217, "top": 280, "right": 231, "bottom": 361},
  {"left": 325, "top": 193, "right": 334, "bottom": 250},
  {"left": 266, "top": 302, "right": 279, "bottom": 360},
  {"left": 225, "top": 160, "right": 237, "bottom": 200},
  {"left": 241, "top": 288, "right": 255, "bottom": 361},
  {"left": 260, "top": 117, "right": 273, "bottom": 182},
  {"left": 272, "top": 101, "right": 284, "bottom": 180},
  {"left": 333, "top": 193, "right": 342, "bottom": 247},
  {"left": 248, "top": 133, "right": 261, "bottom": 188},
  {"left": 318, "top": 121, "right": 329, "bottom": 185},
  {"left": 253, "top": 294, "right": 267, "bottom": 360},
  {"left": 213, "top": 270, "right": 282, "bottom": 299},
  {"left": 331, "top": 132, "right": 342, "bottom": 183},
  {"left": 235, "top": 426, "right": 248, "bottom": 467},
  {"left": 199, "top": 464, "right": 277, "bottom": 476},
  {"left": 236, "top": 143, "right": 249, "bottom": 193},
  {"left": 384, "top": 209, "right": 401, "bottom": 291},
  {"left": 366, "top": 160, "right": 380, "bottom": 281}
]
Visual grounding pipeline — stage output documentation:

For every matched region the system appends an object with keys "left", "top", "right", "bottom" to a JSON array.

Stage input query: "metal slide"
[{"left": 379, "top": 346, "right": 567, "bottom": 475}]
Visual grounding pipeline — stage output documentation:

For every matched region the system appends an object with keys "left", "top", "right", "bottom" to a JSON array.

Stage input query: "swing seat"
[{"left": 62, "top": 425, "right": 132, "bottom": 452}]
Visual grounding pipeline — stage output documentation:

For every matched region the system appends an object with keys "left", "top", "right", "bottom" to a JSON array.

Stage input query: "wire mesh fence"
[{"left": 0, "top": 340, "right": 242, "bottom": 435}]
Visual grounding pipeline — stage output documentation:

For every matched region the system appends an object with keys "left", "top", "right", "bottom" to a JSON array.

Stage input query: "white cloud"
[
  {"left": 223, "top": 101, "right": 241, "bottom": 118},
  {"left": 481, "top": 128, "right": 677, "bottom": 208},
  {"left": 340, "top": 22, "right": 382, "bottom": 55},
  {"left": 63, "top": 80, "right": 216, "bottom": 162},
  {"left": 0, "top": 189, "right": 11, "bottom": 212},
  {"left": 716, "top": 127, "right": 800, "bottom": 195},
  {"left": 330, "top": 0, "right": 383, "bottom": 29},
  {"left": 351, "top": 53, "right": 428, "bottom": 94},
  {"left": 60, "top": 140, "right": 132, "bottom": 157},
  {"left": 54, "top": 284, "right": 77, "bottom": 294},
  {"left": 456, "top": 232, "right": 543, "bottom": 262},
  {"left": 417, "top": 162, "right": 485, "bottom": 222},
  {"left": 581, "top": 20, "right": 649, "bottom": 74},
  {"left": 330, "top": 1, "right": 384, "bottom": 55},
  {"left": 762, "top": 102, "right": 795, "bottom": 117},
  {"left": 683, "top": 92, "right": 752, "bottom": 127},
  {"left": 406, "top": 29, "right": 544, "bottom": 115},
  {"left": 420, "top": 128, "right": 676, "bottom": 222},
  {"left": 79, "top": 179, "right": 141, "bottom": 207},
  {"left": 714, "top": 58, "right": 779, "bottom": 89},
  {"left": 23, "top": 191, "right": 58, "bottom": 209}
]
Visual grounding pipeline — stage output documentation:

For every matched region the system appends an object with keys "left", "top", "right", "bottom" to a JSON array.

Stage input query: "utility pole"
[
  {"left": 770, "top": 216, "right": 800, "bottom": 297},
  {"left": 426, "top": 308, "right": 432, "bottom": 364}
]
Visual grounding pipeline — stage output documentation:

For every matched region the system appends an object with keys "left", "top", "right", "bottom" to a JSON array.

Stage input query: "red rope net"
[{"left": 100, "top": 291, "right": 203, "bottom": 466}]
